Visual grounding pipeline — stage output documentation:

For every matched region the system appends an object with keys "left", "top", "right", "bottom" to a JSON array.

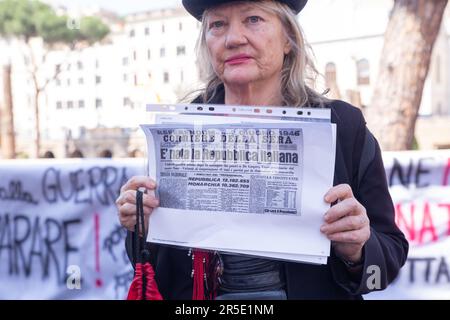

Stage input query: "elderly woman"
[{"left": 116, "top": 0, "right": 408, "bottom": 299}]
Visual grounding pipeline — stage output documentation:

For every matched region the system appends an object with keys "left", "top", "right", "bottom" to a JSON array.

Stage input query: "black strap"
[{"left": 133, "top": 190, "right": 147, "bottom": 264}]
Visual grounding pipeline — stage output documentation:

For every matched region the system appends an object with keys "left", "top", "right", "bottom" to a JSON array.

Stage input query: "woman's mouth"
[{"left": 225, "top": 54, "right": 252, "bottom": 65}]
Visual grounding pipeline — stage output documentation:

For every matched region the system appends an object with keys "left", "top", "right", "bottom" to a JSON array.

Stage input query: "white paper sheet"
[{"left": 142, "top": 104, "right": 336, "bottom": 264}]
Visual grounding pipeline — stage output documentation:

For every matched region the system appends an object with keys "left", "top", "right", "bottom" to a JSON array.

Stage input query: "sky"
[{"left": 45, "top": 0, "right": 181, "bottom": 15}]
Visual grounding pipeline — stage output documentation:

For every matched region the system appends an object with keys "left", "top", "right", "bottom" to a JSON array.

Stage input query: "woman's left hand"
[{"left": 321, "top": 184, "right": 371, "bottom": 264}]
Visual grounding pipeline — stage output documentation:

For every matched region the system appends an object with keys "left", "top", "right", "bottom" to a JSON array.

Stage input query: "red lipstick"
[{"left": 225, "top": 54, "right": 252, "bottom": 65}]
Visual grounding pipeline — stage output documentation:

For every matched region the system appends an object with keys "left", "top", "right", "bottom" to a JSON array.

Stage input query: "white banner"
[
  {"left": 0, "top": 159, "right": 146, "bottom": 299},
  {"left": 0, "top": 150, "right": 449, "bottom": 299},
  {"left": 366, "top": 150, "right": 450, "bottom": 300}
]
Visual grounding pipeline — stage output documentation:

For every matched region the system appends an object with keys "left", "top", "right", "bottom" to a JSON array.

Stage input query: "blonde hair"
[{"left": 195, "top": 0, "right": 329, "bottom": 107}]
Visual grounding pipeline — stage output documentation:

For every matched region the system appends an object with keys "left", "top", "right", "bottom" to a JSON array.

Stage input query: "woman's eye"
[
  {"left": 209, "top": 21, "right": 225, "bottom": 29},
  {"left": 247, "top": 16, "right": 262, "bottom": 24}
]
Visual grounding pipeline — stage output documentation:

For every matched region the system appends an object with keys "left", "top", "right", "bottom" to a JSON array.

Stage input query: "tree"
[
  {"left": 367, "top": 0, "right": 448, "bottom": 151},
  {"left": 0, "top": 0, "right": 109, "bottom": 157},
  {"left": 1, "top": 65, "right": 15, "bottom": 159}
]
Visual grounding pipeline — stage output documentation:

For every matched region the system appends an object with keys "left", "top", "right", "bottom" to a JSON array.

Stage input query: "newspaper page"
[
  {"left": 150, "top": 110, "right": 334, "bottom": 264},
  {"left": 141, "top": 120, "right": 335, "bottom": 263},
  {"left": 152, "top": 124, "right": 303, "bottom": 216}
]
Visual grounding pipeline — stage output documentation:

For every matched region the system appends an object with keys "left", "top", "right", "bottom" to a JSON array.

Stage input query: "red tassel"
[
  {"left": 143, "top": 263, "right": 163, "bottom": 300},
  {"left": 127, "top": 263, "right": 163, "bottom": 300},
  {"left": 192, "top": 250, "right": 211, "bottom": 300},
  {"left": 127, "top": 263, "right": 144, "bottom": 300}
]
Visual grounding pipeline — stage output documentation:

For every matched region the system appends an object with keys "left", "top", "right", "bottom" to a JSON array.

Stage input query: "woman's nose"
[{"left": 225, "top": 22, "right": 248, "bottom": 49}]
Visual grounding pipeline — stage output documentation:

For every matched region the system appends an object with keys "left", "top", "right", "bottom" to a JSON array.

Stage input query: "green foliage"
[
  {"left": 79, "top": 16, "right": 110, "bottom": 45},
  {"left": 35, "top": 11, "right": 77, "bottom": 44},
  {"left": 0, "top": 0, "right": 109, "bottom": 45},
  {"left": 0, "top": 0, "right": 50, "bottom": 39}
]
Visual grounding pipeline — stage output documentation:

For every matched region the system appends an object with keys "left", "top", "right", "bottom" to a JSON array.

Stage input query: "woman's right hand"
[{"left": 116, "top": 176, "right": 159, "bottom": 234}]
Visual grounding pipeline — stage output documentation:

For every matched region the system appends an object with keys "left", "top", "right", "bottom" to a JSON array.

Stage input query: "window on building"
[
  {"left": 163, "top": 72, "right": 169, "bottom": 84},
  {"left": 95, "top": 60, "right": 99, "bottom": 68},
  {"left": 67, "top": 101, "right": 73, "bottom": 109},
  {"left": 162, "top": 24, "right": 165, "bottom": 33},
  {"left": 134, "top": 74, "right": 138, "bottom": 86},
  {"left": 99, "top": 149, "right": 113, "bottom": 158},
  {"left": 123, "top": 57, "right": 129, "bottom": 66},
  {"left": 78, "top": 100, "right": 85, "bottom": 108},
  {"left": 180, "top": 70, "right": 184, "bottom": 82},
  {"left": 56, "top": 79, "right": 61, "bottom": 86},
  {"left": 160, "top": 47, "right": 166, "bottom": 58},
  {"left": 43, "top": 149, "right": 55, "bottom": 158},
  {"left": 133, "top": 51, "right": 137, "bottom": 61},
  {"left": 177, "top": 46, "right": 186, "bottom": 56},
  {"left": 69, "top": 149, "right": 85, "bottom": 158},
  {"left": 77, "top": 61, "right": 83, "bottom": 70},
  {"left": 356, "top": 58, "right": 370, "bottom": 85},
  {"left": 67, "top": 63, "right": 71, "bottom": 71},
  {"left": 67, "top": 79, "right": 71, "bottom": 86},
  {"left": 129, "top": 29, "right": 135, "bottom": 37},
  {"left": 324, "top": 62, "right": 337, "bottom": 88},
  {"left": 179, "top": 22, "right": 183, "bottom": 31},
  {"left": 123, "top": 73, "right": 128, "bottom": 82},
  {"left": 56, "top": 101, "right": 62, "bottom": 109},
  {"left": 437, "top": 144, "right": 450, "bottom": 150},
  {"left": 78, "top": 77, "right": 84, "bottom": 85},
  {"left": 147, "top": 49, "right": 151, "bottom": 60},
  {"left": 96, "top": 75, "right": 101, "bottom": 84},
  {"left": 145, "top": 27, "right": 150, "bottom": 35},
  {"left": 95, "top": 99, "right": 102, "bottom": 108},
  {"left": 123, "top": 97, "right": 131, "bottom": 106}
]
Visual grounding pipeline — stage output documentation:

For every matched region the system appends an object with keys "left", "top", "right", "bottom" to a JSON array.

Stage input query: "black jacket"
[{"left": 125, "top": 90, "right": 408, "bottom": 299}]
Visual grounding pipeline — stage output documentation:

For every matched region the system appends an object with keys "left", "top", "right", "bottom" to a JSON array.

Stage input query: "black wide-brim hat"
[{"left": 182, "top": 0, "right": 308, "bottom": 20}]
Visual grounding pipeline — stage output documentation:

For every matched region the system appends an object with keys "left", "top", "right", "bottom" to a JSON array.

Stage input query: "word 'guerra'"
[{"left": 41, "top": 166, "right": 128, "bottom": 206}]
